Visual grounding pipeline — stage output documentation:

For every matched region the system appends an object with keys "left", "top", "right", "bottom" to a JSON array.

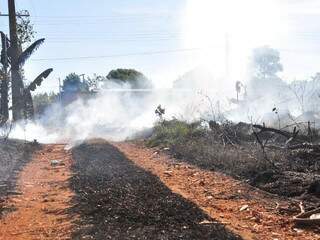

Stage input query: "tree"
[
  {"left": 106, "top": 69, "right": 152, "bottom": 89},
  {"left": 86, "top": 74, "right": 105, "bottom": 91},
  {"left": 250, "top": 46, "right": 283, "bottom": 79},
  {"left": 16, "top": 10, "right": 35, "bottom": 48},
  {"left": 248, "top": 46, "right": 286, "bottom": 97},
  {"left": 288, "top": 73, "right": 320, "bottom": 114},
  {"left": 33, "top": 92, "right": 57, "bottom": 116},
  {"left": 62, "top": 73, "right": 89, "bottom": 93}
]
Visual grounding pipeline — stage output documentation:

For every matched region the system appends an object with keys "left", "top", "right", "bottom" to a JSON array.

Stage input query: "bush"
[
  {"left": 147, "top": 119, "right": 320, "bottom": 199},
  {"left": 33, "top": 92, "right": 57, "bottom": 116},
  {"left": 147, "top": 120, "right": 278, "bottom": 179},
  {"left": 147, "top": 120, "right": 205, "bottom": 148}
]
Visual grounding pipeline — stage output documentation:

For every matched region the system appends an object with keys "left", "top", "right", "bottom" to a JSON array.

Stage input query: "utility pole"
[
  {"left": 225, "top": 33, "right": 231, "bottom": 79},
  {"left": 58, "top": 77, "right": 62, "bottom": 103},
  {"left": 1, "top": 2, "right": 51, "bottom": 122},
  {"left": 7, "top": 0, "right": 25, "bottom": 121},
  {"left": 1, "top": 1, "right": 30, "bottom": 121},
  {"left": 79, "top": 74, "right": 85, "bottom": 82},
  {"left": 0, "top": 32, "right": 9, "bottom": 121}
]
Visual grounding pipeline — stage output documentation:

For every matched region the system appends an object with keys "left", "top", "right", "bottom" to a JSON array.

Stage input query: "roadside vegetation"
[
  {"left": 147, "top": 119, "right": 320, "bottom": 202},
  {"left": 144, "top": 46, "right": 320, "bottom": 204}
]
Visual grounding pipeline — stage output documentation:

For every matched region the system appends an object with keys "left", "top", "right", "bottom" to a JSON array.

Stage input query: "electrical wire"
[
  {"left": 30, "top": 47, "right": 205, "bottom": 62},
  {"left": 29, "top": 46, "right": 316, "bottom": 63}
]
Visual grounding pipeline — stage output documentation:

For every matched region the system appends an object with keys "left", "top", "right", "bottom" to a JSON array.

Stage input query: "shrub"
[
  {"left": 147, "top": 120, "right": 279, "bottom": 179},
  {"left": 147, "top": 120, "right": 205, "bottom": 148}
]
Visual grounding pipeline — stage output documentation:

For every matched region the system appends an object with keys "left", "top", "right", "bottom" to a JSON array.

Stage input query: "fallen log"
[
  {"left": 294, "top": 207, "right": 320, "bottom": 226},
  {"left": 264, "top": 143, "right": 320, "bottom": 152},
  {"left": 287, "top": 143, "right": 320, "bottom": 151},
  {"left": 253, "top": 124, "right": 292, "bottom": 138}
]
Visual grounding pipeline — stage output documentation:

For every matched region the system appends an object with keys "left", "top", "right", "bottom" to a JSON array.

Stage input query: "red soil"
[
  {"left": 0, "top": 144, "right": 76, "bottom": 240},
  {"left": 116, "top": 142, "right": 320, "bottom": 240}
]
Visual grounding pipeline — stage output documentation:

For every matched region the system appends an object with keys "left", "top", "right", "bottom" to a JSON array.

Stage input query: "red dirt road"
[
  {"left": 0, "top": 144, "right": 76, "bottom": 240},
  {"left": 0, "top": 141, "right": 320, "bottom": 239},
  {"left": 116, "top": 142, "right": 320, "bottom": 240}
]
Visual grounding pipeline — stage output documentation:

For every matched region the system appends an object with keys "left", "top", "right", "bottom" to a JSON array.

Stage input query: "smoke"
[
  {"left": 5, "top": 0, "right": 318, "bottom": 143},
  {"left": 7, "top": 65, "right": 320, "bottom": 145},
  {"left": 8, "top": 78, "right": 213, "bottom": 144}
]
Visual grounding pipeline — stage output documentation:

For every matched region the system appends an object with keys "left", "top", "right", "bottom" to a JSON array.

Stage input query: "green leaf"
[
  {"left": 27, "top": 68, "right": 53, "bottom": 91},
  {"left": 17, "top": 38, "right": 45, "bottom": 67}
]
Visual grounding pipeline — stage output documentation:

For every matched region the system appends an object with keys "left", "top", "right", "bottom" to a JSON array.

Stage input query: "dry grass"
[{"left": 147, "top": 120, "right": 320, "bottom": 199}]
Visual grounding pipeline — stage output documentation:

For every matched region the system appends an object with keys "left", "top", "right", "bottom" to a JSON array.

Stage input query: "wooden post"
[
  {"left": 0, "top": 32, "right": 9, "bottom": 122},
  {"left": 8, "top": 0, "right": 25, "bottom": 121}
]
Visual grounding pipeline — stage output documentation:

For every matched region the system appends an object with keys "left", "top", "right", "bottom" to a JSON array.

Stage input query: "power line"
[
  {"left": 31, "top": 47, "right": 205, "bottom": 62},
  {"left": 29, "top": 47, "right": 314, "bottom": 63},
  {"left": 28, "top": 13, "right": 173, "bottom": 19}
]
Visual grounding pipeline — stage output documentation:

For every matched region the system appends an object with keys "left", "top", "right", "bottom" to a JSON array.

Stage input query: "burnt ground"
[
  {"left": 147, "top": 120, "right": 320, "bottom": 205},
  {"left": 69, "top": 140, "right": 241, "bottom": 240},
  {"left": 0, "top": 139, "right": 39, "bottom": 216},
  {"left": 116, "top": 142, "right": 320, "bottom": 239}
]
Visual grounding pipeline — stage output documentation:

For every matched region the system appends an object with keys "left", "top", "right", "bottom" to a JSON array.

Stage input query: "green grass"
[{"left": 147, "top": 120, "right": 205, "bottom": 148}]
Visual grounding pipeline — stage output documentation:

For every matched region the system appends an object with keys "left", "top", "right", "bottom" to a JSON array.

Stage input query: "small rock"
[
  {"left": 310, "top": 213, "right": 320, "bottom": 220},
  {"left": 51, "top": 160, "right": 63, "bottom": 167},
  {"left": 239, "top": 204, "right": 249, "bottom": 212},
  {"left": 199, "top": 220, "right": 213, "bottom": 225},
  {"left": 164, "top": 171, "right": 173, "bottom": 176},
  {"left": 293, "top": 228, "right": 303, "bottom": 234},
  {"left": 199, "top": 180, "right": 205, "bottom": 186}
]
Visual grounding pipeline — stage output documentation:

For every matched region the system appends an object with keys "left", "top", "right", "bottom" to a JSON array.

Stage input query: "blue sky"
[
  {"left": 1, "top": 0, "right": 320, "bottom": 93},
  {"left": 0, "top": 0, "right": 186, "bottom": 92}
]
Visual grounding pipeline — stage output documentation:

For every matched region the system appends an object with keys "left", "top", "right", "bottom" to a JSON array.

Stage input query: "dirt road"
[
  {"left": 70, "top": 140, "right": 239, "bottom": 239},
  {"left": 115, "top": 142, "right": 320, "bottom": 240},
  {"left": 0, "top": 144, "right": 76, "bottom": 240},
  {"left": 0, "top": 140, "right": 319, "bottom": 239}
]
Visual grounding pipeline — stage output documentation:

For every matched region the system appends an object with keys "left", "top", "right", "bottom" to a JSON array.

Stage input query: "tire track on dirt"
[
  {"left": 70, "top": 139, "right": 240, "bottom": 240},
  {"left": 0, "top": 144, "right": 76, "bottom": 240}
]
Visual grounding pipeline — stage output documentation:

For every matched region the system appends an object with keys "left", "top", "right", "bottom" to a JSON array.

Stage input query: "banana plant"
[
  {"left": 17, "top": 38, "right": 44, "bottom": 67},
  {"left": 27, "top": 68, "right": 53, "bottom": 92},
  {"left": 23, "top": 68, "right": 53, "bottom": 120},
  {"left": 13, "top": 38, "right": 53, "bottom": 120},
  {"left": 1, "top": 33, "right": 53, "bottom": 121}
]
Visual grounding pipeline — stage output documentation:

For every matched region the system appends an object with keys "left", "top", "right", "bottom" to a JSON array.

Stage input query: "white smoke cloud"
[
  {"left": 7, "top": 69, "right": 320, "bottom": 145},
  {"left": 6, "top": 0, "right": 318, "bottom": 143},
  {"left": 9, "top": 79, "right": 218, "bottom": 144}
]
